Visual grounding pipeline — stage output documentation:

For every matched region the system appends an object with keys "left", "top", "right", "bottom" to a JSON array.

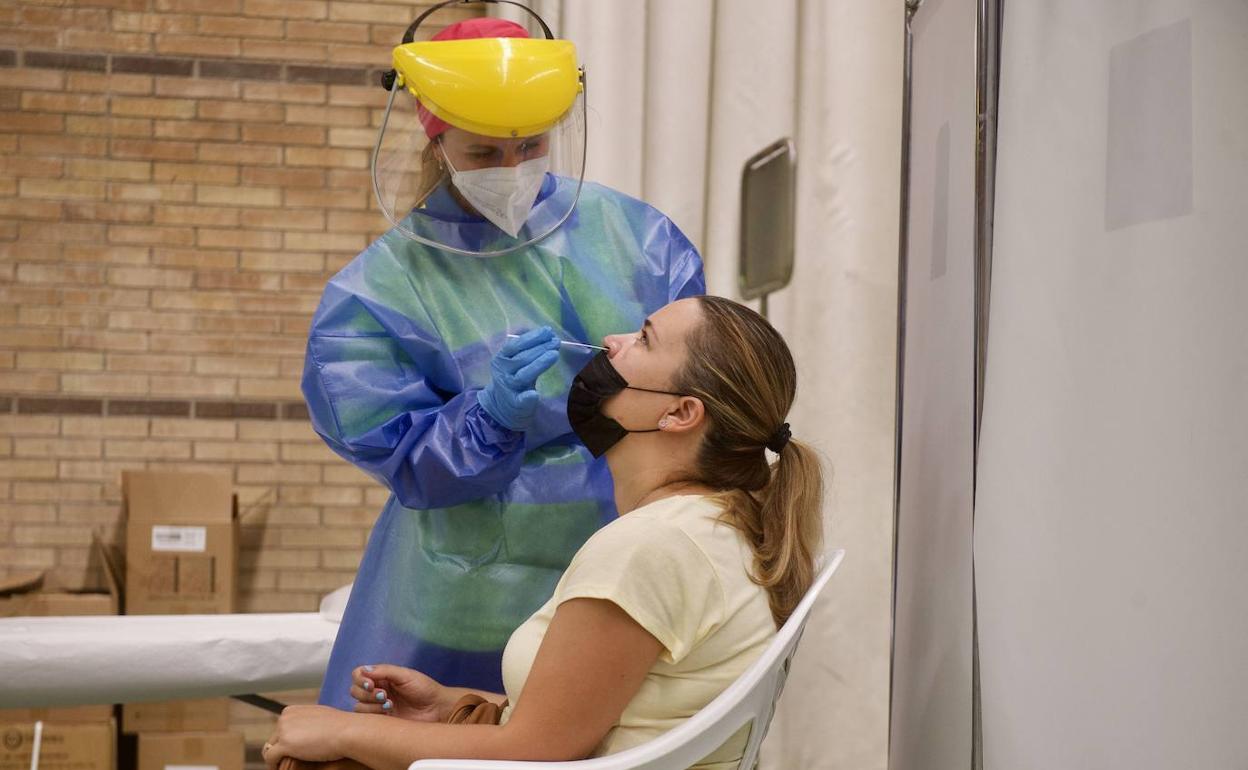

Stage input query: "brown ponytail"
[{"left": 675, "top": 296, "right": 825, "bottom": 627}]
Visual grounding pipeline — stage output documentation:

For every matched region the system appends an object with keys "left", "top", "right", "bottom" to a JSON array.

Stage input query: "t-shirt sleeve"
[{"left": 555, "top": 516, "right": 725, "bottom": 664}]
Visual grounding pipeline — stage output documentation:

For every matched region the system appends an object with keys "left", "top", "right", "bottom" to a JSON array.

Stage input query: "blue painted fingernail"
[
  {"left": 382, "top": 700, "right": 392, "bottom": 711},
  {"left": 363, "top": 681, "right": 372, "bottom": 691},
  {"left": 375, "top": 691, "right": 385, "bottom": 702}
]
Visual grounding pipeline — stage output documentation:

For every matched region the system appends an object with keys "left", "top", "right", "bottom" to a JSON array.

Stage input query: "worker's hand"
[
  {"left": 477, "top": 327, "right": 560, "bottom": 431},
  {"left": 351, "top": 664, "right": 448, "bottom": 723},
  {"left": 263, "top": 705, "right": 349, "bottom": 769}
]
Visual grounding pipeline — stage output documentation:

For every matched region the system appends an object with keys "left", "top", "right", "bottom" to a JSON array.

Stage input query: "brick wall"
[{"left": 1, "top": 0, "right": 481, "bottom": 741}]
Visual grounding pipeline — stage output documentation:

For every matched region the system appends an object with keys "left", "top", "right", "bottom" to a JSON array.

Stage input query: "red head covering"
[{"left": 416, "top": 18, "right": 531, "bottom": 140}]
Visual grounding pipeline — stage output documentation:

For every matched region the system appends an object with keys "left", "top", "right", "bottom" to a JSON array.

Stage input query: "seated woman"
[{"left": 263, "top": 296, "right": 824, "bottom": 770}]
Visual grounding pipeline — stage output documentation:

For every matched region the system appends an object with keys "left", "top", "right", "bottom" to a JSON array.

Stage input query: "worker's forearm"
[{"left": 337, "top": 716, "right": 552, "bottom": 770}]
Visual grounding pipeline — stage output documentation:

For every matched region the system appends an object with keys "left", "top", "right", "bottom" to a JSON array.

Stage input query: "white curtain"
[
  {"left": 497, "top": 3, "right": 902, "bottom": 767},
  {"left": 976, "top": 1, "right": 1248, "bottom": 767}
]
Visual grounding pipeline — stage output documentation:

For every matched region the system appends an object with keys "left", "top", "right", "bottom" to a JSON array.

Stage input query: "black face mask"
[{"left": 567, "top": 351, "right": 684, "bottom": 458}]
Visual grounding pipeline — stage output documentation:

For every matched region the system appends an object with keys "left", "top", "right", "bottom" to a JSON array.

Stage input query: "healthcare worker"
[{"left": 303, "top": 2, "right": 705, "bottom": 709}]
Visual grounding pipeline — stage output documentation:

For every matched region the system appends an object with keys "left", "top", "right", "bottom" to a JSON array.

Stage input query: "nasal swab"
[{"left": 506, "top": 334, "right": 607, "bottom": 352}]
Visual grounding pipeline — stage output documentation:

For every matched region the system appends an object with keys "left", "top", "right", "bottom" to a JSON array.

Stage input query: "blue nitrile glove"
[{"left": 476, "top": 327, "right": 561, "bottom": 431}]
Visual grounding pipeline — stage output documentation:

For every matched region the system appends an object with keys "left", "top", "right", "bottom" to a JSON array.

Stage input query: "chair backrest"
[{"left": 410, "top": 549, "right": 845, "bottom": 770}]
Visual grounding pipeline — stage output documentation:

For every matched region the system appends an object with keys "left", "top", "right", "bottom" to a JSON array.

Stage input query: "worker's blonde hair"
[{"left": 675, "top": 296, "right": 824, "bottom": 627}]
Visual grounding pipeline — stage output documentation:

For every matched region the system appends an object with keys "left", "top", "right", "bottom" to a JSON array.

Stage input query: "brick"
[
  {"left": 3, "top": 329, "right": 64, "bottom": 349},
  {"left": 280, "top": 527, "right": 361, "bottom": 548},
  {"left": 0, "top": 503, "right": 58, "bottom": 523},
  {"left": 243, "top": 0, "right": 327, "bottom": 19},
  {"left": 62, "top": 372, "right": 150, "bottom": 396},
  {"left": 21, "top": 92, "right": 108, "bottom": 114},
  {"left": 152, "top": 247, "right": 238, "bottom": 270},
  {"left": 194, "top": 440, "right": 276, "bottom": 462},
  {"left": 108, "top": 399, "right": 190, "bottom": 417},
  {"left": 285, "top": 188, "right": 368, "bottom": 209},
  {"left": 20, "top": 135, "right": 109, "bottom": 157},
  {"left": 74, "top": 0, "right": 149, "bottom": 11},
  {"left": 19, "top": 221, "right": 107, "bottom": 243},
  {"left": 107, "top": 226, "right": 195, "bottom": 248},
  {"left": 241, "top": 81, "right": 326, "bottom": 104},
  {"left": 58, "top": 459, "right": 139, "bottom": 482},
  {"left": 0, "top": 460, "right": 59, "bottom": 480},
  {"left": 0, "top": 199, "right": 63, "bottom": 220},
  {"left": 325, "top": 210, "right": 385, "bottom": 233},
  {"left": 326, "top": 43, "right": 387, "bottom": 67},
  {"left": 244, "top": 39, "right": 328, "bottom": 61},
  {"left": 238, "top": 378, "right": 299, "bottom": 399},
  {"left": 68, "top": 158, "right": 152, "bottom": 181},
  {"left": 285, "top": 104, "right": 368, "bottom": 127},
  {"left": 23, "top": 51, "right": 107, "bottom": 72},
  {"left": 155, "top": 118, "right": 239, "bottom": 141},
  {"left": 112, "top": 96, "right": 196, "bottom": 120},
  {"left": 105, "top": 438, "right": 192, "bottom": 459},
  {"left": 282, "top": 272, "right": 335, "bottom": 292},
  {"left": 240, "top": 166, "right": 324, "bottom": 188},
  {"left": 236, "top": 463, "right": 318, "bottom": 484},
  {"left": 110, "top": 182, "right": 195, "bottom": 203},
  {"left": 155, "top": 77, "right": 240, "bottom": 99},
  {"left": 326, "top": 168, "right": 369, "bottom": 188},
  {"left": 150, "top": 374, "right": 236, "bottom": 397},
  {"left": 242, "top": 123, "right": 324, "bottom": 146},
  {"left": 153, "top": 161, "right": 238, "bottom": 184},
  {"left": 0, "top": 547, "right": 57, "bottom": 569},
  {"left": 107, "top": 264, "right": 193, "bottom": 287},
  {"left": 198, "top": 143, "right": 281, "bottom": 165},
  {"left": 199, "top": 15, "right": 283, "bottom": 38},
  {"left": 196, "top": 314, "right": 279, "bottom": 334},
  {"left": 197, "top": 99, "right": 283, "bottom": 122},
  {"left": 12, "top": 525, "right": 93, "bottom": 547},
  {"left": 151, "top": 290, "right": 238, "bottom": 312},
  {"left": 194, "top": 400, "right": 277, "bottom": 418},
  {"left": 64, "top": 202, "right": 154, "bottom": 224},
  {"left": 107, "top": 349, "right": 192, "bottom": 371},
  {"left": 195, "top": 356, "right": 279, "bottom": 377},
  {"left": 193, "top": 270, "right": 281, "bottom": 291},
  {"left": 239, "top": 547, "right": 319, "bottom": 569},
  {"left": 197, "top": 228, "right": 281, "bottom": 250},
  {"left": 319, "top": 548, "right": 363, "bottom": 569},
  {"left": 112, "top": 12, "right": 198, "bottom": 34},
  {"left": 62, "top": 244, "right": 151, "bottom": 265},
  {"left": 239, "top": 209, "right": 323, "bottom": 231},
  {"left": 287, "top": 20, "right": 369, "bottom": 44},
  {"left": 56, "top": 504, "right": 125, "bottom": 526},
  {"left": 18, "top": 179, "right": 103, "bottom": 201},
  {"left": 16, "top": 351, "right": 104, "bottom": 371},
  {"left": 13, "top": 481, "right": 103, "bottom": 502},
  {"left": 68, "top": 71, "right": 154, "bottom": 95},
  {"left": 0, "top": 112, "right": 64, "bottom": 133},
  {"left": 197, "top": 184, "right": 280, "bottom": 207},
  {"left": 0, "top": 372, "right": 59, "bottom": 392},
  {"left": 0, "top": 68, "right": 65, "bottom": 90},
  {"left": 110, "top": 138, "right": 198, "bottom": 161},
  {"left": 20, "top": 6, "right": 109, "bottom": 26},
  {"left": 287, "top": 64, "right": 368, "bottom": 86},
  {"left": 198, "top": 59, "right": 281, "bottom": 81},
  {"left": 279, "top": 484, "right": 360, "bottom": 506},
  {"left": 150, "top": 418, "right": 235, "bottom": 439},
  {"left": 155, "top": 0, "right": 243, "bottom": 13},
  {"left": 62, "top": 29, "right": 153, "bottom": 54},
  {"left": 0, "top": 414, "right": 61, "bottom": 434},
  {"left": 154, "top": 204, "right": 240, "bottom": 227},
  {"left": 321, "top": 463, "right": 373, "bottom": 485},
  {"left": 327, "top": 126, "right": 375, "bottom": 148},
  {"left": 16, "top": 262, "right": 105, "bottom": 285},
  {"left": 279, "top": 570, "right": 355, "bottom": 592},
  {"left": 66, "top": 115, "right": 153, "bottom": 138},
  {"left": 238, "top": 593, "right": 318, "bottom": 613},
  {"left": 14, "top": 438, "right": 102, "bottom": 459},
  {"left": 18, "top": 305, "right": 110, "bottom": 327},
  {"left": 63, "top": 329, "right": 148, "bottom": 352},
  {"left": 283, "top": 231, "right": 364, "bottom": 252},
  {"left": 284, "top": 146, "right": 367, "bottom": 169},
  {"left": 108, "top": 310, "right": 195, "bottom": 331},
  {"left": 62, "top": 415, "right": 149, "bottom": 437},
  {"left": 157, "top": 34, "right": 241, "bottom": 58},
  {"left": 328, "top": 2, "right": 408, "bottom": 24}
]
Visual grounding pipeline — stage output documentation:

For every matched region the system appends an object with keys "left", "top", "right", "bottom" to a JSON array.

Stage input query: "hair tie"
[{"left": 766, "top": 422, "right": 791, "bottom": 453}]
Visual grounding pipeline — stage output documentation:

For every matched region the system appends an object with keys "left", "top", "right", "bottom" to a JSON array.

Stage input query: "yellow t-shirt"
[{"left": 499, "top": 495, "right": 776, "bottom": 769}]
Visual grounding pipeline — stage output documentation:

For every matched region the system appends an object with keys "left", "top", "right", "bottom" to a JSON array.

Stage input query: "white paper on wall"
[
  {"left": 976, "top": 2, "right": 1248, "bottom": 767},
  {"left": 888, "top": 0, "right": 977, "bottom": 768}
]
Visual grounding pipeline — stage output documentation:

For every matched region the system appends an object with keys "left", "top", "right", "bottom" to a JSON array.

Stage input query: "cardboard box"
[
  {"left": 0, "top": 705, "right": 114, "bottom": 724},
  {"left": 136, "top": 731, "right": 243, "bottom": 770},
  {"left": 0, "top": 537, "right": 121, "bottom": 619},
  {"left": 121, "top": 700, "right": 229, "bottom": 735},
  {"left": 0, "top": 720, "right": 115, "bottom": 770},
  {"left": 122, "top": 471, "right": 238, "bottom": 616}
]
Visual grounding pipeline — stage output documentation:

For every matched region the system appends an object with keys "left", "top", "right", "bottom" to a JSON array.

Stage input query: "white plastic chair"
[{"left": 410, "top": 549, "right": 845, "bottom": 770}]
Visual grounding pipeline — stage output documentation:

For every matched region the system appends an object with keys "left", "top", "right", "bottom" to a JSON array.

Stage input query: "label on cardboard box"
[
  {"left": 151, "top": 526, "right": 207, "bottom": 553},
  {"left": 0, "top": 720, "right": 115, "bottom": 770},
  {"left": 137, "top": 731, "right": 243, "bottom": 770}
]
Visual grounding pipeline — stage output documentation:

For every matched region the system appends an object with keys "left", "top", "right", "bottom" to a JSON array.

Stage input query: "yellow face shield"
[
  {"left": 394, "top": 38, "right": 583, "bottom": 139},
  {"left": 372, "top": 36, "right": 588, "bottom": 256}
]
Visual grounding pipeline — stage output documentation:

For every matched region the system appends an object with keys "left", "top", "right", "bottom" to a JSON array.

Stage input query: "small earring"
[{"left": 658, "top": 418, "right": 670, "bottom": 429}]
